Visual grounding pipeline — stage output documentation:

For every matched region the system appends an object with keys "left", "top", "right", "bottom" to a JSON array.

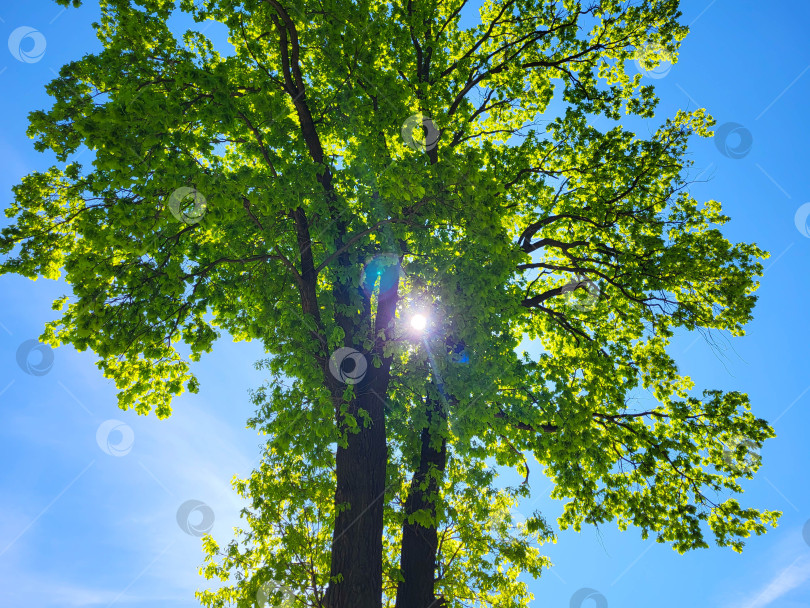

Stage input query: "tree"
[{"left": 1, "top": 0, "right": 780, "bottom": 606}]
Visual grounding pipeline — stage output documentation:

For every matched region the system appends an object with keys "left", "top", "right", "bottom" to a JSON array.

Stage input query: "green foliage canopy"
[{"left": 1, "top": 0, "right": 779, "bottom": 606}]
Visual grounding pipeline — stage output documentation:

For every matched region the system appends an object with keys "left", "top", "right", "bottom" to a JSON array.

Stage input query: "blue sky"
[{"left": 1, "top": 1, "right": 809, "bottom": 607}]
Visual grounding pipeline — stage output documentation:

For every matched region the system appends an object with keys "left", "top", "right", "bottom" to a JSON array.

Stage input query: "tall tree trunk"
[
  {"left": 395, "top": 392, "right": 448, "bottom": 608},
  {"left": 325, "top": 263, "right": 399, "bottom": 608},
  {"left": 324, "top": 385, "right": 388, "bottom": 608}
]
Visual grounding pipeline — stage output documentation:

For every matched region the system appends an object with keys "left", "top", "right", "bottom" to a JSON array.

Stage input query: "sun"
[{"left": 410, "top": 314, "right": 427, "bottom": 331}]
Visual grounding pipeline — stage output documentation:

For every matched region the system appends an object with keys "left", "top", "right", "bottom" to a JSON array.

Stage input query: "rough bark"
[
  {"left": 324, "top": 263, "right": 400, "bottom": 608},
  {"left": 395, "top": 392, "right": 448, "bottom": 608},
  {"left": 324, "top": 385, "right": 389, "bottom": 608}
]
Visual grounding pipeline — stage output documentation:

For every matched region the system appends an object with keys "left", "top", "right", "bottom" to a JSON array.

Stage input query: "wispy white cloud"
[
  {"left": 1, "top": 384, "right": 259, "bottom": 607},
  {"left": 11, "top": 578, "right": 190, "bottom": 606},
  {"left": 94, "top": 395, "right": 259, "bottom": 594},
  {"left": 741, "top": 554, "right": 810, "bottom": 608}
]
